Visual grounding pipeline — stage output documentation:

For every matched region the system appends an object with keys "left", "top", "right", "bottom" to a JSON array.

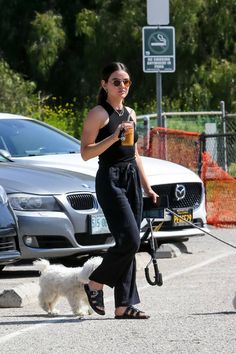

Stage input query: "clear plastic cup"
[{"left": 121, "top": 121, "right": 134, "bottom": 146}]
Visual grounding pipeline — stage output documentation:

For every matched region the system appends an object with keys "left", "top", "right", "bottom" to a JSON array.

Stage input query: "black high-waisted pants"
[{"left": 89, "top": 161, "right": 143, "bottom": 307}]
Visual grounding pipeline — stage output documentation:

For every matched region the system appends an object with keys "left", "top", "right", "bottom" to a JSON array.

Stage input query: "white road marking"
[{"left": 0, "top": 318, "right": 73, "bottom": 344}]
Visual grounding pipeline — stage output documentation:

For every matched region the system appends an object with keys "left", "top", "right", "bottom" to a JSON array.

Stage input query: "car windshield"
[{"left": 0, "top": 119, "right": 81, "bottom": 157}]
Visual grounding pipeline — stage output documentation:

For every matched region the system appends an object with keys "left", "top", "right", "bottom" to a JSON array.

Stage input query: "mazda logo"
[{"left": 175, "top": 184, "right": 186, "bottom": 201}]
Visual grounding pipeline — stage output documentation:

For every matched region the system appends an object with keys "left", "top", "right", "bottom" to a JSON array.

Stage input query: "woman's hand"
[
  {"left": 113, "top": 122, "right": 133, "bottom": 141},
  {"left": 113, "top": 124, "right": 123, "bottom": 141},
  {"left": 145, "top": 189, "right": 159, "bottom": 205}
]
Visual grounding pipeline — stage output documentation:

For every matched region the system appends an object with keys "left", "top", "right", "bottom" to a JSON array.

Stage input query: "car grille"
[
  {"left": 35, "top": 235, "right": 114, "bottom": 249},
  {"left": 75, "top": 233, "right": 114, "bottom": 247},
  {"left": 67, "top": 193, "right": 96, "bottom": 210},
  {"left": 36, "top": 236, "right": 73, "bottom": 248},
  {"left": 0, "top": 228, "right": 18, "bottom": 251},
  {"left": 151, "top": 182, "right": 203, "bottom": 210}
]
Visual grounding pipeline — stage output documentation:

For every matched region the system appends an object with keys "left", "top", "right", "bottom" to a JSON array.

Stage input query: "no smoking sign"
[{"left": 142, "top": 26, "right": 175, "bottom": 73}]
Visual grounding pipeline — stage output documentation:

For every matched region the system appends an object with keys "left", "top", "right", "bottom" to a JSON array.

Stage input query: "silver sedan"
[{"left": 0, "top": 154, "right": 113, "bottom": 262}]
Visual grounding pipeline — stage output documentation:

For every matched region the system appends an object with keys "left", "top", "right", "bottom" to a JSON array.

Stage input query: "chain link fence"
[
  {"left": 137, "top": 102, "right": 236, "bottom": 177},
  {"left": 199, "top": 132, "right": 236, "bottom": 176}
]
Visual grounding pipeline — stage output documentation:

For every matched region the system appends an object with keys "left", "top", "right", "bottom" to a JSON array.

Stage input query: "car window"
[{"left": 0, "top": 119, "right": 80, "bottom": 157}]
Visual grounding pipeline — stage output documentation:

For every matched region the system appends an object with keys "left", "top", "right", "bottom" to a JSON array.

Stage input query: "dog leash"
[{"left": 166, "top": 208, "right": 236, "bottom": 250}]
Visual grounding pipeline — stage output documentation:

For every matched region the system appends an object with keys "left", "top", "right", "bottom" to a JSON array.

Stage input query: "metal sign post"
[{"left": 156, "top": 72, "right": 163, "bottom": 127}]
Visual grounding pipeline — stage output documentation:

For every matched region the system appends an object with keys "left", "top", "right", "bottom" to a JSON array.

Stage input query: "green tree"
[
  {"left": 162, "top": 0, "right": 236, "bottom": 112},
  {"left": 0, "top": 0, "right": 235, "bottom": 118},
  {"left": 27, "top": 10, "right": 66, "bottom": 83},
  {"left": 0, "top": 59, "right": 37, "bottom": 115},
  {"left": 73, "top": 0, "right": 148, "bottom": 107}
]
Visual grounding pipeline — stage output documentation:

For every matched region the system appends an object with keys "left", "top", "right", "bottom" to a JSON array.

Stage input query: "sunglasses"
[{"left": 111, "top": 79, "right": 132, "bottom": 88}]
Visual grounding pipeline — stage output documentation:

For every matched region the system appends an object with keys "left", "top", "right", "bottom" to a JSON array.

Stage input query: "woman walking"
[{"left": 81, "top": 62, "right": 158, "bottom": 319}]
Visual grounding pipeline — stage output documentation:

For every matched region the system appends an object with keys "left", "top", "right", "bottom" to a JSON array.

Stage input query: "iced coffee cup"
[{"left": 121, "top": 121, "right": 134, "bottom": 146}]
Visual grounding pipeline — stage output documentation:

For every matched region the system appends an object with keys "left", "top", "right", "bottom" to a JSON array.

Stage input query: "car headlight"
[
  {"left": 0, "top": 185, "right": 8, "bottom": 205},
  {"left": 8, "top": 193, "right": 61, "bottom": 211}
]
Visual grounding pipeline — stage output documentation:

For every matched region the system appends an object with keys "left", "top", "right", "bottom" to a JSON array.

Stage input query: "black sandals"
[
  {"left": 115, "top": 305, "right": 150, "bottom": 320},
  {"left": 84, "top": 284, "right": 105, "bottom": 316}
]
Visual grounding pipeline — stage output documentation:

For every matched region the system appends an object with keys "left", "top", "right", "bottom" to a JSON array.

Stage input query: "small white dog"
[{"left": 33, "top": 257, "right": 102, "bottom": 317}]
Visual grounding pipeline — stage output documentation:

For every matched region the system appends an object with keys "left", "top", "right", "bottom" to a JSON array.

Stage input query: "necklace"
[{"left": 113, "top": 106, "right": 124, "bottom": 116}]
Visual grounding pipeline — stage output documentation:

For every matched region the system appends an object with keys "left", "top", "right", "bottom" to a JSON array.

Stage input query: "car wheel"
[{"left": 0, "top": 265, "right": 5, "bottom": 272}]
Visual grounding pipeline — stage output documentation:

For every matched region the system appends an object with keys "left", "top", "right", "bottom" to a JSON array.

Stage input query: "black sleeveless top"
[{"left": 95, "top": 101, "right": 138, "bottom": 166}]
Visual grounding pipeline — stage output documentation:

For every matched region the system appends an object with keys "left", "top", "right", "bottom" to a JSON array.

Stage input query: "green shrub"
[
  {"left": 229, "top": 163, "right": 236, "bottom": 178},
  {"left": 37, "top": 97, "right": 88, "bottom": 139}
]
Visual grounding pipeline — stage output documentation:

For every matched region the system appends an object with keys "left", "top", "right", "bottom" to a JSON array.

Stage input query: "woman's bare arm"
[{"left": 81, "top": 106, "right": 120, "bottom": 161}]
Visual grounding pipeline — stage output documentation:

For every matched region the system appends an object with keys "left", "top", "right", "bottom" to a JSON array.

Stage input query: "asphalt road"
[{"left": 0, "top": 227, "right": 236, "bottom": 354}]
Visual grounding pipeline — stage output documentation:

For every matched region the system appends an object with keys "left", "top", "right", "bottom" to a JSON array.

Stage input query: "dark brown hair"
[{"left": 97, "top": 62, "right": 130, "bottom": 105}]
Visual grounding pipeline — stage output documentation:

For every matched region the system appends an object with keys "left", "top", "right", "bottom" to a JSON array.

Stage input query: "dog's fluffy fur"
[
  {"left": 233, "top": 292, "right": 236, "bottom": 310},
  {"left": 33, "top": 257, "right": 102, "bottom": 317}
]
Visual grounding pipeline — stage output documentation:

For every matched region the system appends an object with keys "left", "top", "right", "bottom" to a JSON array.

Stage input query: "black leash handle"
[
  {"left": 145, "top": 259, "right": 163, "bottom": 286},
  {"left": 143, "top": 218, "right": 164, "bottom": 286}
]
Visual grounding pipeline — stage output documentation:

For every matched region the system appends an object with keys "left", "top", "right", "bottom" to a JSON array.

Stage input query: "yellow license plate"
[{"left": 172, "top": 208, "right": 193, "bottom": 227}]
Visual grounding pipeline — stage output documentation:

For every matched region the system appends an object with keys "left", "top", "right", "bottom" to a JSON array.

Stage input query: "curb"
[{"left": 0, "top": 280, "right": 40, "bottom": 308}]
